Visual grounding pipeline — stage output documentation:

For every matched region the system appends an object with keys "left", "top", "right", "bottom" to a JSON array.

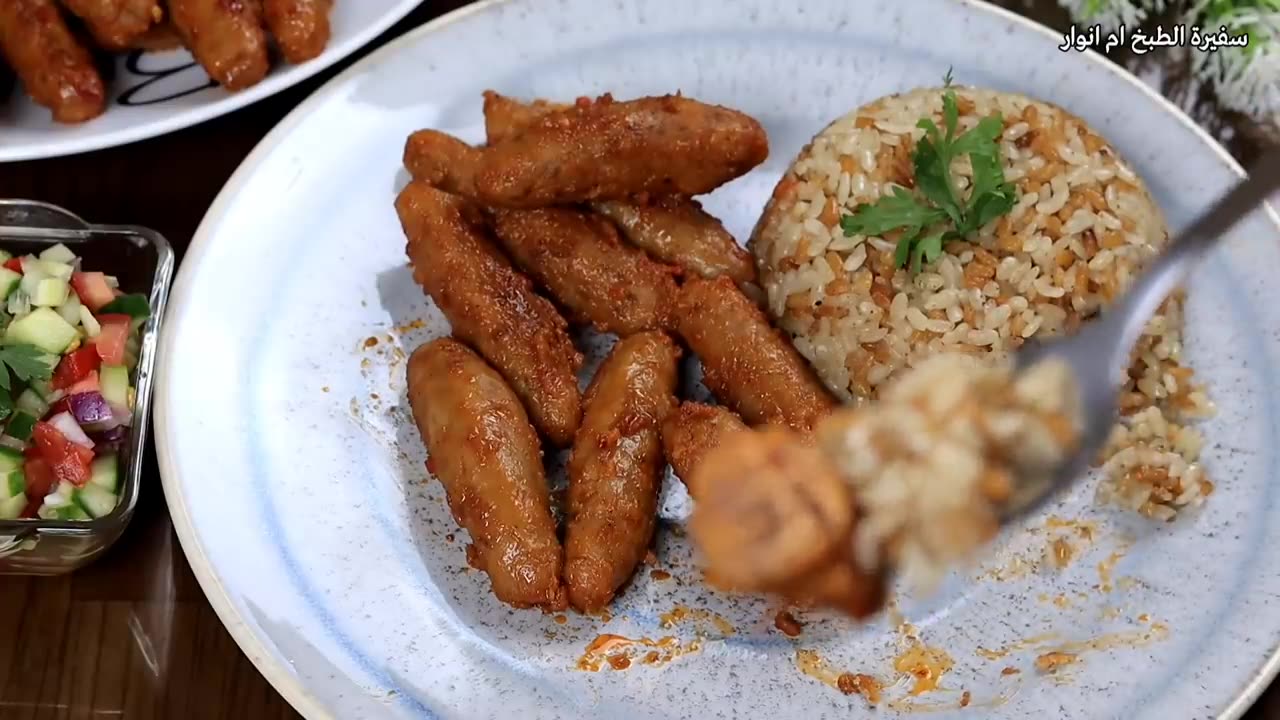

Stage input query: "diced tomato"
[
  {"left": 51, "top": 346, "right": 102, "bottom": 390},
  {"left": 92, "top": 314, "right": 130, "bottom": 365},
  {"left": 71, "top": 271, "right": 115, "bottom": 311},
  {"left": 20, "top": 457, "right": 55, "bottom": 517},
  {"left": 31, "top": 422, "right": 93, "bottom": 487},
  {"left": 23, "top": 457, "right": 55, "bottom": 499},
  {"left": 67, "top": 371, "right": 101, "bottom": 396},
  {"left": 3, "top": 258, "right": 22, "bottom": 273}
]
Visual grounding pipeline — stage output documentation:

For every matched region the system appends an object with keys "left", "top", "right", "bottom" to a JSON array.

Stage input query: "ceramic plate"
[
  {"left": 155, "top": 1, "right": 1280, "bottom": 718},
  {"left": 0, "top": 0, "right": 423, "bottom": 163}
]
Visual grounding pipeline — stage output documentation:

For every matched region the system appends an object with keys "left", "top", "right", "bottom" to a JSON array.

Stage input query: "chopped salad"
[{"left": 0, "top": 244, "right": 148, "bottom": 521}]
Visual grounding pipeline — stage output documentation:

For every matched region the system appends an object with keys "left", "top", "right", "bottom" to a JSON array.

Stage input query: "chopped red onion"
[
  {"left": 48, "top": 412, "right": 93, "bottom": 448},
  {"left": 88, "top": 426, "right": 128, "bottom": 451},
  {"left": 67, "top": 392, "right": 112, "bottom": 426}
]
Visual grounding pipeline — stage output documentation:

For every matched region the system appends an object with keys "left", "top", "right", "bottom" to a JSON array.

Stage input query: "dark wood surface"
[{"left": 0, "top": 2, "right": 1273, "bottom": 718}]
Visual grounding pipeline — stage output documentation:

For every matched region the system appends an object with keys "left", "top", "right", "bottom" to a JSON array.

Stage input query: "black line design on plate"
[{"left": 117, "top": 51, "right": 218, "bottom": 107}]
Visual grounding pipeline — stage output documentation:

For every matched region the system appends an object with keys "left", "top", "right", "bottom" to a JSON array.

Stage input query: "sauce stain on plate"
[
  {"left": 658, "top": 604, "right": 735, "bottom": 636},
  {"left": 575, "top": 633, "right": 703, "bottom": 672},
  {"left": 977, "top": 633, "right": 1063, "bottom": 661},
  {"left": 793, "top": 649, "right": 883, "bottom": 706},
  {"left": 892, "top": 640, "right": 954, "bottom": 696}
]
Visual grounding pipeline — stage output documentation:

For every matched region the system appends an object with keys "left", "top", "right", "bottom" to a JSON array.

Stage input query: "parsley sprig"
[
  {"left": 839, "top": 71, "right": 1018, "bottom": 274},
  {"left": 0, "top": 344, "right": 54, "bottom": 422}
]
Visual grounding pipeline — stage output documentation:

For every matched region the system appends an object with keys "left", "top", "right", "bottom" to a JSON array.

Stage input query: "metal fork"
[{"left": 1001, "top": 146, "right": 1280, "bottom": 523}]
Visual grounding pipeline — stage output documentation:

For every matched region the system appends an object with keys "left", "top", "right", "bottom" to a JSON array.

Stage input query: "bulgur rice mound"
[{"left": 750, "top": 86, "right": 1215, "bottom": 520}]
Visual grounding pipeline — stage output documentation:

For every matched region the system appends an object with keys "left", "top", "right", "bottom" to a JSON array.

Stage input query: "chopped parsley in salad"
[{"left": 0, "top": 244, "right": 148, "bottom": 521}]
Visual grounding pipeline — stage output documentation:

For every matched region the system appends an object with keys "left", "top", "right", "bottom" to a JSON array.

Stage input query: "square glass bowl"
[{"left": 0, "top": 200, "right": 173, "bottom": 575}]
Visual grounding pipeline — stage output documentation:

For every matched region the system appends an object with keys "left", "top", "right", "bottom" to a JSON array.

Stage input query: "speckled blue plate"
[{"left": 154, "top": 1, "right": 1280, "bottom": 718}]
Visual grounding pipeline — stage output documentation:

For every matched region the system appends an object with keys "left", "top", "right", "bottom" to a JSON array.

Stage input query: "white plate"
[
  {"left": 0, "top": 0, "right": 422, "bottom": 163},
  {"left": 155, "top": 1, "right": 1280, "bottom": 718}
]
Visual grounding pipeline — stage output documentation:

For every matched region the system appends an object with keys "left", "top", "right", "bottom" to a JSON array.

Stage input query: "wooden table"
[{"left": 0, "top": 2, "right": 1273, "bottom": 718}]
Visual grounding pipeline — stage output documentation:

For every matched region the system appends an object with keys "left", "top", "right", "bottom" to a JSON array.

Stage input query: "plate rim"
[
  {"left": 152, "top": 1, "right": 1280, "bottom": 718},
  {"left": 0, "top": 0, "right": 426, "bottom": 164}
]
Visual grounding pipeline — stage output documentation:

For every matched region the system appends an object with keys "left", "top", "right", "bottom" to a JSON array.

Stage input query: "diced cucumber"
[
  {"left": 5, "top": 307, "right": 78, "bottom": 353},
  {"left": 15, "top": 388, "right": 48, "bottom": 418},
  {"left": 41, "top": 502, "right": 90, "bottom": 521},
  {"left": 0, "top": 494, "right": 24, "bottom": 519},
  {"left": 38, "top": 244, "right": 76, "bottom": 265},
  {"left": 0, "top": 268, "right": 20, "bottom": 300},
  {"left": 74, "top": 484, "right": 117, "bottom": 518},
  {"left": 35, "top": 260, "right": 72, "bottom": 281},
  {"left": 7, "top": 412, "right": 36, "bottom": 441},
  {"left": 5, "top": 469, "right": 24, "bottom": 498},
  {"left": 32, "top": 278, "right": 69, "bottom": 307},
  {"left": 89, "top": 454, "right": 119, "bottom": 492},
  {"left": 100, "top": 365, "right": 129, "bottom": 409},
  {"left": 78, "top": 305, "right": 100, "bottom": 337},
  {"left": 56, "top": 292, "right": 82, "bottom": 326},
  {"left": 99, "top": 294, "right": 151, "bottom": 319},
  {"left": 18, "top": 270, "right": 45, "bottom": 300},
  {"left": 28, "top": 377, "right": 53, "bottom": 401},
  {"left": 0, "top": 447, "right": 23, "bottom": 474},
  {"left": 0, "top": 250, "right": 11, "bottom": 264},
  {"left": 39, "top": 481, "right": 74, "bottom": 509}
]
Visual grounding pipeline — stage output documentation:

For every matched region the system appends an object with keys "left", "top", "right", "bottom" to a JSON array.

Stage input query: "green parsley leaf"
[
  {"left": 98, "top": 293, "right": 151, "bottom": 319},
  {"left": 911, "top": 231, "right": 947, "bottom": 274},
  {"left": 0, "top": 344, "right": 54, "bottom": 384},
  {"left": 894, "top": 232, "right": 915, "bottom": 268},
  {"left": 841, "top": 187, "right": 947, "bottom": 237},
  {"left": 948, "top": 114, "right": 1005, "bottom": 158},
  {"left": 0, "top": 344, "right": 55, "bottom": 425},
  {"left": 912, "top": 129, "right": 963, "bottom": 226},
  {"left": 838, "top": 71, "right": 1019, "bottom": 274},
  {"left": 942, "top": 90, "right": 959, "bottom": 142}
]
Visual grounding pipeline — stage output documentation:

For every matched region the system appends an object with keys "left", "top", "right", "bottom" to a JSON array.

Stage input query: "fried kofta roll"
[
  {"left": 407, "top": 338, "right": 568, "bottom": 611},
  {"left": 168, "top": 0, "right": 269, "bottom": 91},
  {"left": 127, "top": 19, "right": 183, "bottom": 51},
  {"left": 592, "top": 197, "right": 758, "bottom": 289},
  {"left": 688, "top": 426, "right": 885, "bottom": 618},
  {"left": 402, "top": 128, "right": 479, "bottom": 195},
  {"left": 660, "top": 401, "right": 747, "bottom": 493},
  {"left": 59, "top": 0, "right": 161, "bottom": 50},
  {"left": 395, "top": 181, "right": 584, "bottom": 447},
  {"left": 674, "top": 276, "right": 836, "bottom": 432},
  {"left": 488, "top": 207, "right": 680, "bottom": 336},
  {"left": 476, "top": 94, "right": 760, "bottom": 289},
  {"left": 481, "top": 90, "right": 570, "bottom": 144},
  {"left": 472, "top": 94, "right": 769, "bottom": 208},
  {"left": 0, "top": 0, "right": 105, "bottom": 123},
  {"left": 263, "top": 0, "right": 332, "bottom": 64},
  {"left": 564, "top": 331, "right": 680, "bottom": 612},
  {"left": 402, "top": 131, "right": 680, "bottom": 336}
]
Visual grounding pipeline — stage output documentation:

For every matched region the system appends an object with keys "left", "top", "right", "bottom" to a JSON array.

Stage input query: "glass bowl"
[{"left": 0, "top": 200, "right": 173, "bottom": 575}]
